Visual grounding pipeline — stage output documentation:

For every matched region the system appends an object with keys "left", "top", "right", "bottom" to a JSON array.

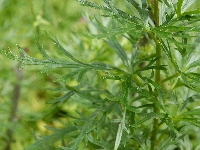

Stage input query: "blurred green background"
[{"left": 0, "top": 0, "right": 89, "bottom": 149}]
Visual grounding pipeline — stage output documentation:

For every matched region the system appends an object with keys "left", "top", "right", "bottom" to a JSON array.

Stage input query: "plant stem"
[
  {"left": 5, "top": 54, "right": 23, "bottom": 150},
  {"left": 160, "top": 73, "right": 180, "bottom": 83},
  {"left": 151, "top": 0, "right": 161, "bottom": 150},
  {"left": 155, "top": 42, "right": 161, "bottom": 83}
]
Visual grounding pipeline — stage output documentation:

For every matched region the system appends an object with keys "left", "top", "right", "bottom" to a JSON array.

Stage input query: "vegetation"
[{"left": 1, "top": 0, "right": 200, "bottom": 149}]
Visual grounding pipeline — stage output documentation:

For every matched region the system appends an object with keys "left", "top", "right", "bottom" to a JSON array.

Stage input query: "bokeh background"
[{"left": 0, "top": 0, "right": 88, "bottom": 149}]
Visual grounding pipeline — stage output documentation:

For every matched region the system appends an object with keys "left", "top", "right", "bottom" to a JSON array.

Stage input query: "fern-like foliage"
[{"left": 1, "top": 0, "right": 200, "bottom": 149}]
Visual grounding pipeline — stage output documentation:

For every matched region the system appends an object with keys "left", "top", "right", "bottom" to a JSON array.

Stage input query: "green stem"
[
  {"left": 155, "top": 42, "right": 161, "bottom": 83},
  {"left": 151, "top": 1, "right": 161, "bottom": 150},
  {"left": 160, "top": 73, "right": 180, "bottom": 83}
]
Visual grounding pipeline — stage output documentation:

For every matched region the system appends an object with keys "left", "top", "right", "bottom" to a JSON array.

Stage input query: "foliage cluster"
[{"left": 1, "top": 0, "right": 200, "bottom": 149}]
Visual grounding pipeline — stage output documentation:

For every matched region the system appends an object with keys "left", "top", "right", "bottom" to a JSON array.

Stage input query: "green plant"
[
  {"left": 0, "top": 1, "right": 86, "bottom": 149},
  {"left": 1, "top": 0, "right": 200, "bottom": 149}
]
